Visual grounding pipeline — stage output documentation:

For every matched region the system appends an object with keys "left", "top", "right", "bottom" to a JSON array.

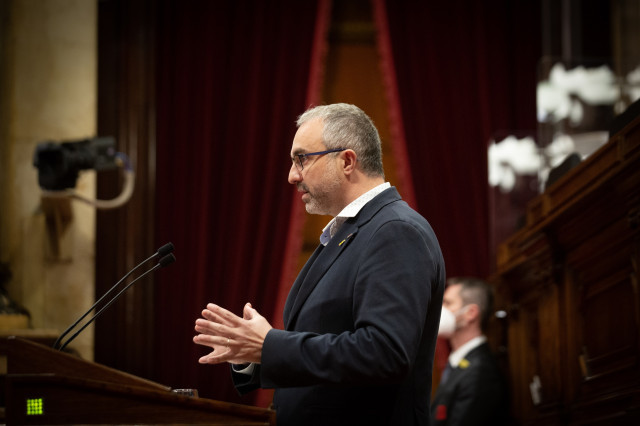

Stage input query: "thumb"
[{"left": 243, "top": 302, "right": 255, "bottom": 320}]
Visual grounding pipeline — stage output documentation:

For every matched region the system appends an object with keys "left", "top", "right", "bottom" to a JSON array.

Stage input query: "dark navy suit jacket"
[
  {"left": 431, "top": 342, "right": 510, "bottom": 425},
  {"left": 233, "top": 187, "right": 445, "bottom": 425}
]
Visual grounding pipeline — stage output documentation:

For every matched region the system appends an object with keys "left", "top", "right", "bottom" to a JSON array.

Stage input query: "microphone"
[
  {"left": 53, "top": 243, "right": 175, "bottom": 350},
  {"left": 58, "top": 253, "right": 176, "bottom": 352}
]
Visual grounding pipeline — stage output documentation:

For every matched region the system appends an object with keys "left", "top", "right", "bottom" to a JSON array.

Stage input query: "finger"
[
  {"left": 196, "top": 336, "right": 239, "bottom": 363},
  {"left": 193, "top": 333, "right": 217, "bottom": 347},
  {"left": 206, "top": 303, "right": 243, "bottom": 326},
  {"left": 195, "top": 315, "right": 237, "bottom": 340},
  {"left": 194, "top": 320, "right": 232, "bottom": 341},
  {"left": 198, "top": 348, "right": 231, "bottom": 364},
  {"left": 193, "top": 333, "right": 233, "bottom": 349},
  {"left": 194, "top": 319, "right": 219, "bottom": 335},
  {"left": 193, "top": 334, "right": 215, "bottom": 350},
  {"left": 201, "top": 308, "right": 234, "bottom": 327},
  {"left": 198, "top": 346, "right": 251, "bottom": 366}
]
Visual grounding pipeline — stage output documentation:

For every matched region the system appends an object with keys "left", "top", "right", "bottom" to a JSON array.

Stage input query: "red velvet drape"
[
  {"left": 376, "top": 0, "right": 540, "bottom": 279},
  {"left": 154, "top": 0, "right": 323, "bottom": 406},
  {"left": 151, "top": 0, "right": 540, "bottom": 406},
  {"left": 374, "top": 0, "right": 541, "bottom": 374}
]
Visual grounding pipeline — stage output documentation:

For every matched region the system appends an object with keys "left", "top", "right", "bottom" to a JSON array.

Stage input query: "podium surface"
[{"left": 2, "top": 337, "right": 276, "bottom": 425}]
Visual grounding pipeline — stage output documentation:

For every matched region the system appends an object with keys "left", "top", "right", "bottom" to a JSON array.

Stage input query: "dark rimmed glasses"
[{"left": 291, "top": 148, "right": 346, "bottom": 172}]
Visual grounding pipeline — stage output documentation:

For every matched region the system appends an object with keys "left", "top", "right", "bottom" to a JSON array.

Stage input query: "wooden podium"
[
  {"left": 491, "top": 113, "right": 640, "bottom": 424},
  {"left": 1, "top": 336, "right": 276, "bottom": 425}
]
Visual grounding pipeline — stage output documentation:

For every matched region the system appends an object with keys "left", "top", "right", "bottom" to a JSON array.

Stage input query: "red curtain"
[
  {"left": 375, "top": 0, "right": 540, "bottom": 280},
  {"left": 153, "top": 0, "right": 325, "bottom": 406},
  {"left": 374, "top": 0, "right": 541, "bottom": 373},
  {"left": 151, "top": 0, "right": 539, "bottom": 406}
]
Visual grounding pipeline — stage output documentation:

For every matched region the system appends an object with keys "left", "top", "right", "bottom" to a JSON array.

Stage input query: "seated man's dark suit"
[
  {"left": 232, "top": 187, "right": 446, "bottom": 426},
  {"left": 431, "top": 341, "right": 509, "bottom": 425}
]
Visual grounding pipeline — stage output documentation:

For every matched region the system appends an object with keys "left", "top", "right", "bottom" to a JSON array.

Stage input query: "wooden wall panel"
[
  {"left": 96, "top": 0, "right": 158, "bottom": 379},
  {"left": 492, "top": 114, "right": 640, "bottom": 424}
]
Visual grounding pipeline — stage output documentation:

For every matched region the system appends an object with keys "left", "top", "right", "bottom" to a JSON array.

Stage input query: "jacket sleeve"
[{"left": 231, "top": 363, "right": 262, "bottom": 395}]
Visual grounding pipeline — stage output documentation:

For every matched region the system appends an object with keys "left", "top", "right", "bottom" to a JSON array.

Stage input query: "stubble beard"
[{"left": 302, "top": 164, "right": 342, "bottom": 216}]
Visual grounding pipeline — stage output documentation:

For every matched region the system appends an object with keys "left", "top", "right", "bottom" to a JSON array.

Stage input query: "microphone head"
[
  {"left": 158, "top": 253, "right": 176, "bottom": 267},
  {"left": 157, "top": 242, "right": 174, "bottom": 256}
]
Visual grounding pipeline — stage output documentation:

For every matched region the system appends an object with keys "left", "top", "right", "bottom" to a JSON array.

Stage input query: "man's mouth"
[{"left": 297, "top": 186, "right": 310, "bottom": 202}]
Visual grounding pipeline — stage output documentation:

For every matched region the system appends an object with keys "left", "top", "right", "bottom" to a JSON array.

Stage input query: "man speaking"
[{"left": 193, "top": 103, "right": 445, "bottom": 425}]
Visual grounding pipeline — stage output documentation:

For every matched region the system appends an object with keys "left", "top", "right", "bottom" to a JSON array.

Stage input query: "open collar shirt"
[
  {"left": 319, "top": 182, "right": 391, "bottom": 246},
  {"left": 447, "top": 335, "right": 487, "bottom": 368}
]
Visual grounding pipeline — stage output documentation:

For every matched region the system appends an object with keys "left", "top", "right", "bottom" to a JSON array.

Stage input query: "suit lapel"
[
  {"left": 283, "top": 187, "right": 402, "bottom": 330},
  {"left": 282, "top": 244, "right": 324, "bottom": 326},
  {"left": 285, "top": 223, "right": 359, "bottom": 329}
]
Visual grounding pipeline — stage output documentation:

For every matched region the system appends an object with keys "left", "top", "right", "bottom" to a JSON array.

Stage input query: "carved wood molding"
[{"left": 494, "top": 112, "right": 640, "bottom": 424}]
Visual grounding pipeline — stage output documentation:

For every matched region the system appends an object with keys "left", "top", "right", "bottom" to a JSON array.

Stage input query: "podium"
[{"left": 1, "top": 336, "right": 276, "bottom": 425}]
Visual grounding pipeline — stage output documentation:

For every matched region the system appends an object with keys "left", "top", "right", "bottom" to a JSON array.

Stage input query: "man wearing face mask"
[{"left": 431, "top": 277, "right": 510, "bottom": 425}]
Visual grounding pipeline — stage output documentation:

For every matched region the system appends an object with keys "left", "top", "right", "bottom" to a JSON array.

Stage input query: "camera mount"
[{"left": 33, "top": 137, "right": 135, "bottom": 210}]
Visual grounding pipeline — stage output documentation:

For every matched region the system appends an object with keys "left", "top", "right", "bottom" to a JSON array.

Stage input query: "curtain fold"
[
  {"left": 372, "top": 0, "right": 417, "bottom": 209},
  {"left": 259, "top": 0, "right": 332, "bottom": 408},
  {"left": 271, "top": 1, "right": 332, "bottom": 334},
  {"left": 376, "top": 0, "right": 540, "bottom": 279},
  {"left": 154, "top": 0, "right": 321, "bottom": 406},
  {"left": 374, "top": 0, "right": 540, "bottom": 378}
]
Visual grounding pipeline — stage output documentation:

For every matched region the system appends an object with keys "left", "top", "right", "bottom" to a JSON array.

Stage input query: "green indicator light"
[{"left": 26, "top": 398, "right": 44, "bottom": 415}]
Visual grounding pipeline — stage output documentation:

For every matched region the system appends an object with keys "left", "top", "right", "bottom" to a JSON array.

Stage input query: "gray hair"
[{"left": 297, "top": 103, "right": 384, "bottom": 177}]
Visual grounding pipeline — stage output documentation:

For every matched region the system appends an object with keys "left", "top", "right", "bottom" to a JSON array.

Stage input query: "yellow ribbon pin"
[{"left": 338, "top": 233, "right": 353, "bottom": 246}]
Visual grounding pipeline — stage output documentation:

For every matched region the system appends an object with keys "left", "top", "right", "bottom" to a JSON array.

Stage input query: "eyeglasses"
[{"left": 291, "top": 148, "right": 346, "bottom": 172}]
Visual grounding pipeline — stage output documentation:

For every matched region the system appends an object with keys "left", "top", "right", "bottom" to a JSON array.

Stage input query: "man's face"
[
  {"left": 443, "top": 284, "right": 464, "bottom": 313},
  {"left": 288, "top": 119, "right": 343, "bottom": 216},
  {"left": 443, "top": 283, "right": 477, "bottom": 333}
]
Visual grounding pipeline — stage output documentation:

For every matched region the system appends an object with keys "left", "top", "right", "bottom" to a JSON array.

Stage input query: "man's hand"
[{"left": 193, "top": 302, "right": 272, "bottom": 365}]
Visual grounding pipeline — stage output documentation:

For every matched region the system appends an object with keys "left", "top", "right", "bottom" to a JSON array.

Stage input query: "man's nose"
[{"left": 288, "top": 162, "right": 302, "bottom": 184}]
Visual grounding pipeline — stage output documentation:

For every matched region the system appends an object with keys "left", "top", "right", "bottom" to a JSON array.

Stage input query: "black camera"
[{"left": 33, "top": 137, "right": 118, "bottom": 191}]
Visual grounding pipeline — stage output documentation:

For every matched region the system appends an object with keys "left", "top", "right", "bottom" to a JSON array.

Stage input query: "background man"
[
  {"left": 193, "top": 103, "right": 445, "bottom": 425},
  {"left": 432, "top": 277, "right": 509, "bottom": 425}
]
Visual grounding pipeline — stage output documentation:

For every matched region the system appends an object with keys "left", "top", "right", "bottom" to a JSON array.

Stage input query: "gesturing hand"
[{"left": 193, "top": 302, "right": 272, "bottom": 365}]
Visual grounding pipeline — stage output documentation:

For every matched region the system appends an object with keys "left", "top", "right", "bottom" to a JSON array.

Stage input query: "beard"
[{"left": 299, "top": 162, "right": 342, "bottom": 216}]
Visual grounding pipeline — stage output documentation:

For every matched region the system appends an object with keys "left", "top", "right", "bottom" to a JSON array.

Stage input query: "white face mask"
[
  {"left": 438, "top": 307, "right": 456, "bottom": 338},
  {"left": 438, "top": 305, "right": 470, "bottom": 338}
]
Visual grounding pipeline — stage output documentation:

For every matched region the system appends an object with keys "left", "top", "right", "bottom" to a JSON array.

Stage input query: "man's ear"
[
  {"left": 342, "top": 149, "right": 358, "bottom": 175},
  {"left": 466, "top": 304, "right": 481, "bottom": 323}
]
